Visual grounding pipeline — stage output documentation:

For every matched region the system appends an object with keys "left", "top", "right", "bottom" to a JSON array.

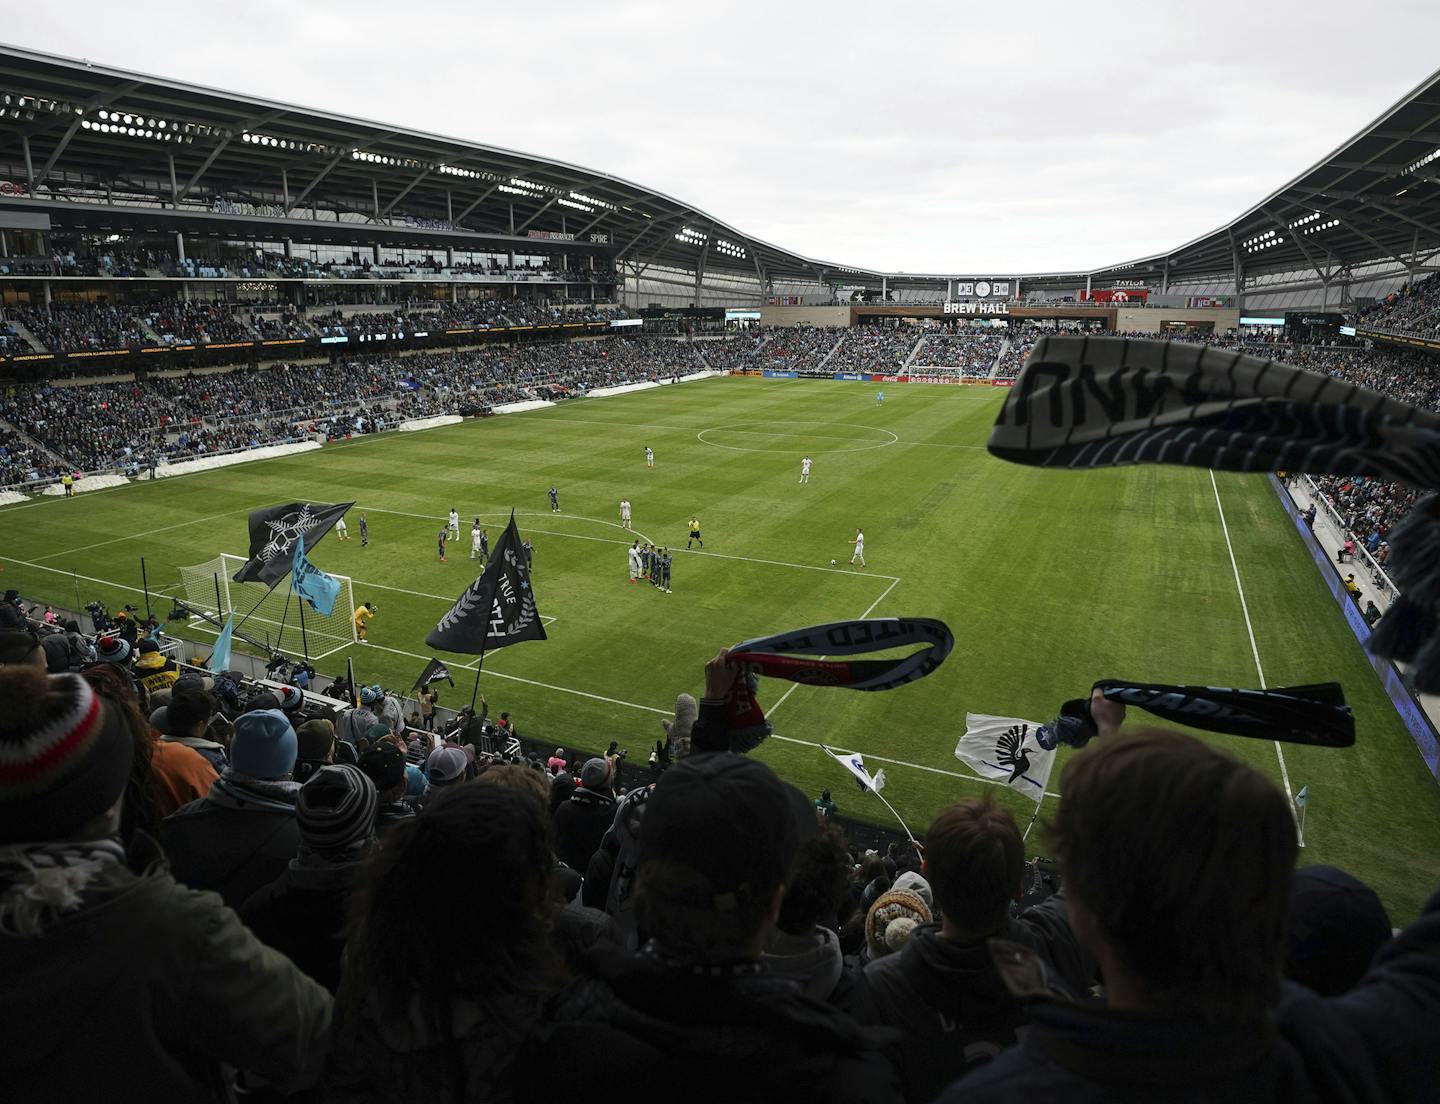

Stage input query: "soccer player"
[
  {"left": 470, "top": 519, "right": 484, "bottom": 560},
  {"left": 353, "top": 601, "right": 376, "bottom": 642},
  {"left": 549, "top": 486, "right": 560, "bottom": 513},
  {"left": 850, "top": 527, "right": 866, "bottom": 568},
  {"left": 687, "top": 516, "right": 703, "bottom": 549},
  {"left": 659, "top": 548, "right": 673, "bottom": 593},
  {"left": 335, "top": 515, "right": 349, "bottom": 541},
  {"left": 522, "top": 538, "right": 534, "bottom": 569},
  {"left": 359, "top": 513, "right": 369, "bottom": 547},
  {"left": 437, "top": 527, "right": 448, "bottom": 563},
  {"left": 875, "top": 389, "right": 885, "bottom": 406},
  {"left": 628, "top": 540, "right": 642, "bottom": 583},
  {"left": 448, "top": 508, "right": 461, "bottom": 541},
  {"left": 620, "top": 497, "right": 632, "bottom": 529},
  {"left": 479, "top": 527, "right": 490, "bottom": 561},
  {"left": 645, "top": 446, "right": 654, "bottom": 468},
  {"left": 800, "top": 455, "right": 812, "bottom": 484},
  {"left": 61, "top": 472, "right": 73, "bottom": 497}
]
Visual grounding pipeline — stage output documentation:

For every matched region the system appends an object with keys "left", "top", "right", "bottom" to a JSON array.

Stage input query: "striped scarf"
[{"left": 0, "top": 839, "right": 127, "bottom": 936}]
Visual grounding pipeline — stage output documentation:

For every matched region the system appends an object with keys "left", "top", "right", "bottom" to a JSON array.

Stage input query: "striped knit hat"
[
  {"left": 94, "top": 636, "right": 131, "bottom": 666},
  {"left": 296, "top": 763, "right": 377, "bottom": 857},
  {"left": 0, "top": 670, "right": 132, "bottom": 843}
]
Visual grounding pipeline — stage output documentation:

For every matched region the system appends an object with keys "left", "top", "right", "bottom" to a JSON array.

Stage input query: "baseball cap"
[
  {"left": 580, "top": 757, "right": 612, "bottom": 790},
  {"left": 358, "top": 743, "right": 407, "bottom": 790},
  {"left": 639, "top": 752, "right": 815, "bottom": 905},
  {"left": 427, "top": 745, "right": 468, "bottom": 786}
]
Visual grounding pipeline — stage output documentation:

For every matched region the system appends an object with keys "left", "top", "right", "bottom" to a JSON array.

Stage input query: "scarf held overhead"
[{"left": 719, "top": 618, "right": 954, "bottom": 751}]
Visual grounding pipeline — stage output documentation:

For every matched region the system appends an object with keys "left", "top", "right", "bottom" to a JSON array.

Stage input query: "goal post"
[{"left": 176, "top": 554, "right": 357, "bottom": 658}]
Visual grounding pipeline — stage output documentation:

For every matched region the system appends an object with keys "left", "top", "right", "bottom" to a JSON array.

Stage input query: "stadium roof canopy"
[{"left": 1, "top": 42, "right": 1439, "bottom": 293}]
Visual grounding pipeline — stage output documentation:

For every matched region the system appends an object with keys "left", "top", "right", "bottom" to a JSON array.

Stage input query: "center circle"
[{"left": 696, "top": 421, "right": 899, "bottom": 454}]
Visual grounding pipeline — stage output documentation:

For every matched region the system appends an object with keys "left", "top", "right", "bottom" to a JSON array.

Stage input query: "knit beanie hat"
[
  {"left": 866, "top": 888, "right": 932, "bottom": 959},
  {"left": 296, "top": 764, "right": 377, "bottom": 857},
  {"left": 295, "top": 718, "right": 337, "bottom": 763},
  {"left": 426, "top": 745, "right": 468, "bottom": 786},
  {"left": 360, "top": 685, "right": 380, "bottom": 705},
  {"left": 148, "top": 706, "right": 170, "bottom": 735},
  {"left": 137, "top": 639, "right": 160, "bottom": 654},
  {"left": 230, "top": 708, "right": 298, "bottom": 779},
  {"left": 276, "top": 685, "right": 305, "bottom": 714},
  {"left": 247, "top": 691, "right": 282, "bottom": 714},
  {"left": 94, "top": 636, "right": 131, "bottom": 666},
  {"left": 580, "top": 757, "right": 612, "bottom": 791},
  {"left": 0, "top": 670, "right": 133, "bottom": 843}
]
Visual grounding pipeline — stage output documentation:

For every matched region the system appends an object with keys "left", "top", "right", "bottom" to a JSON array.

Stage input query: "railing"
[{"left": 1299, "top": 474, "right": 1401, "bottom": 605}]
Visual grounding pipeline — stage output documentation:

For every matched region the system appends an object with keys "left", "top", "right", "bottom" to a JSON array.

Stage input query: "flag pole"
[
  {"left": 296, "top": 589, "right": 310, "bottom": 664},
  {"left": 873, "top": 789, "right": 917, "bottom": 844},
  {"left": 346, "top": 656, "right": 360, "bottom": 709},
  {"left": 469, "top": 644, "right": 487, "bottom": 715},
  {"left": 1022, "top": 793, "right": 1046, "bottom": 842}
]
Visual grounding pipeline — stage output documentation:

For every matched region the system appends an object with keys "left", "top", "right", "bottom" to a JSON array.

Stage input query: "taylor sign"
[{"left": 943, "top": 301, "right": 1009, "bottom": 316}]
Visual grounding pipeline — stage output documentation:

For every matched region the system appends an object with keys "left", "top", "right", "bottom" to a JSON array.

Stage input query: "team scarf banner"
[
  {"left": 987, "top": 336, "right": 1440, "bottom": 488},
  {"left": 719, "top": 618, "right": 954, "bottom": 751},
  {"left": 1036, "top": 680, "right": 1355, "bottom": 751}
]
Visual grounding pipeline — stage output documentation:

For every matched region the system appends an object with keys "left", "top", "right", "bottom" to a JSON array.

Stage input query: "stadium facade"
[{"left": 0, "top": 42, "right": 1439, "bottom": 369}]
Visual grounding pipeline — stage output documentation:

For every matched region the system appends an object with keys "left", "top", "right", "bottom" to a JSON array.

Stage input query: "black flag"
[
  {"left": 410, "top": 657, "right": 455, "bottom": 692},
  {"left": 233, "top": 501, "right": 354, "bottom": 585},
  {"left": 426, "top": 511, "right": 547, "bottom": 655}
]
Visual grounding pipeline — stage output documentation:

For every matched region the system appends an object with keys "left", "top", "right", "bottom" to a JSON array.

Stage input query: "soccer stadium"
[{"left": 2, "top": 27, "right": 1440, "bottom": 1102}]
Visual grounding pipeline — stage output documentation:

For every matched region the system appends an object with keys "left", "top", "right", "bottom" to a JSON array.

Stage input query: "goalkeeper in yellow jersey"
[{"left": 353, "top": 601, "right": 376, "bottom": 643}]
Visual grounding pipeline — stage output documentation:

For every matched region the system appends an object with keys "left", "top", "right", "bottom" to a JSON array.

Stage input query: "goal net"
[{"left": 176, "top": 554, "right": 357, "bottom": 659}]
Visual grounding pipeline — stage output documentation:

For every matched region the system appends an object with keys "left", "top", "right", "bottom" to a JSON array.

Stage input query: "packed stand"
[
  {"left": 0, "top": 588, "right": 1433, "bottom": 1104},
  {"left": 910, "top": 332, "right": 1004, "bottom": 374},
  {"left": 826, "top": 326, "right": 921, "bottom": 374},
  {"left": 16, "top": 303, "right": 150, "bottom": 354},
  {"left": 0, "top": 428, "right": 56, "bottom": 485},
  {"left": 143, "top": 301, "right": 256, "bottom": 345},
  {"left": 1357, "top": 271, "right": 1440, "bottom": 337},
  {"left": 697, "top": 333, "right": 767, "bottom": 370},
  {"left": 757, "top": 326, "right": 842, "bottom": 373},
  {"left": 994, "top": 335, "right": 1037, "bottom": 379}
]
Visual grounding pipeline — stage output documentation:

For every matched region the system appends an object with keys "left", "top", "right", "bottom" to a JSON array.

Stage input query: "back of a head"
[
  {"left": 166, "top": 685, "right": 215, "bottom": 737},
  {"left": 924, "top": 799, "right": 1024, "bottom": 938},
  {"left": 635, "top": 751, "right": 812, "bottom": 960},
  {"left": 1056, "top": 728, "right": 1298, "bottom": 1021},
  {"left": 340, "top": 783, "right": 552, "bottom": 1017},
  {"left": 777, "top": 822, "right": 852, "bottom": 935},
  {"left": 0, "top": 629, "right": 43, "bottom": 669}
]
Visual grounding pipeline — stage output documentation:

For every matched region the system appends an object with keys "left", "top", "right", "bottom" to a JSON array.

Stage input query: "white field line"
[
  {"left": 1209, "top": 470, "right": 1304, "bottom": 846},
  {"left": 1, "top": 550, "right": 1053, "bottom": 795},
  {"left": 355, "top": 506, "right": 894, "bottom": 579},
  {"left": 36, "top": 506, "right": 258, "bottom": 560},
  {"left": 768, "top": 575, "right": 903, "bottom": 716}
]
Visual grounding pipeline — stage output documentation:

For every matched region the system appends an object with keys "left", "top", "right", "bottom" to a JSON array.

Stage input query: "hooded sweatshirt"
[{"left": 763, "top": 925, "right": 845, "bottom": 1002}]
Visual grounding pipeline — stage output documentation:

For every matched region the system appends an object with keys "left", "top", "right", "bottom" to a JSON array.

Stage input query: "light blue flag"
[
  {"left": 1295, "top": 785, "right": 1309, "bottom": 808},
  {"left": 209, "top": 612, "right": 235, "bottom": 673},
  {"left": 292, "top": 534, "right": 341, "bottom": 616}
]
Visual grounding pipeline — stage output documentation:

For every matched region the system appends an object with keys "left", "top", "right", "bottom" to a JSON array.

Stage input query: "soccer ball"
[{"left": 830, "top": 559, "right": 837, "bottom": 566}]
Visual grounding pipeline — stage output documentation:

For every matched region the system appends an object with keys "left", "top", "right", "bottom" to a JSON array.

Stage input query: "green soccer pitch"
[{"left": 3, "top": 375, "right": 1439, "bottom": 920}]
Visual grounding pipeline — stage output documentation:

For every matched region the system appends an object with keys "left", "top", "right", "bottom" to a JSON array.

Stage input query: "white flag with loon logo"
[{"left": 955, "top": 714, "right": 1057, "bottom": 803}]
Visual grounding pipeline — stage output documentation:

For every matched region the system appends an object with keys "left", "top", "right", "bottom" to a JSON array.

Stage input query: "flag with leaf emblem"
[
  {"left": 426, "top": 510, "right": 546, "bottom": 654},
  {"left": 954, "top": 713, "right": 1056, "bottom": 803}
]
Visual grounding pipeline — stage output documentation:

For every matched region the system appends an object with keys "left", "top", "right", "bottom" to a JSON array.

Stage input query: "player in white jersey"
[
  {"left": 645, "top": 446, "right": 654, "bottom": 468},
  {"left": 470, "top": 520, "right": 484, "bottom": 560},
  {"left": 448, "top": 508, "right": 461, "bottom": 541},
  {"left": 627, "top": 540, "right": 642, "bottom": 583},
  {"left": 850, "top": 527, "right": 866, "bottom": 568},
  {"left": 335, "top": 515, "right": 349, "bottom": 541},
  {"left": 799, "top": 456, "right": 812, "bottom": 484},
  {"left": 620, "top": 498, "right": 632, "bottom": 528}
]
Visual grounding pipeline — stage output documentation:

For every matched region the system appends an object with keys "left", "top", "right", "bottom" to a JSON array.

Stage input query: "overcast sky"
[{"left": 7, "top": 1, "right": 1440, "bottom": 274}]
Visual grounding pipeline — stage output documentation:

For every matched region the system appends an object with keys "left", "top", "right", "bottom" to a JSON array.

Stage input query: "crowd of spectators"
[
  {"left": 0, "top": 335, "right": 705, "bottom": 482},
  {"left": 1357, "top": 271, "right": 1440, "bottom": 337},
  {"left": 0, "top": 427, "right": 56, "bottom": 485},
  {"left": 16, "top": 303, "right": 150, "bottom": 354},
  {"left": 826, "top": 326, "right": 921, "bottom": 373},
  {"left": 0, "top": 591, "right": 1430, "bottom": 1103},
  {"left": 994, "top": 336, "right": 1036, "bottom": 379},
  {"left": 696, "top": 333, "right": 768, "bottom": 371},
  {"left": 757, "top": 326, "right": 842, "bottom": 372},
  {"left": 910, "top": 332, "right": 1003, "bottom": 374}
]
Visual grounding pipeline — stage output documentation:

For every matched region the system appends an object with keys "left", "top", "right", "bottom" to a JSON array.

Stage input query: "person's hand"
[
  {"left": 1090, "top": 686, "right": 1125, "bottom": 739},
  {"left": 704, "top": 648, "right": 740, "bottom": 700}
]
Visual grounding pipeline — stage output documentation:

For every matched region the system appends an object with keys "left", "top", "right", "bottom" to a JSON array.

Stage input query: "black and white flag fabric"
[
  {"left": 987, "top": 336, "right": 1440, "bottom": 489},
  {"left": 1035, "top": 680, "right": 1355, "bottom": 751},
  {"left": 410, "top": 657, "right": 455, "bottom": 692},
  {"left": 955, "top": 714, "right": 1056, "bottom": 803},
  {"left": 426, "top": 511, "right": 547, "bottom": 655},
  {"left": 233, "top": 501, "right": 354, "bottom": 586}
]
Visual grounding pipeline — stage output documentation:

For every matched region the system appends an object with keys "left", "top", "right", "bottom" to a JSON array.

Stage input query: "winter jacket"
[
  {"left": 134, "top": 650, "right": 181, "bottom": 694},
  {"left": 552, "top": 787, "right": 616, "bottom": 873},
  {"left": 941, "top": 883, "right": 1440, "bottom": 1104},
  {"left": 524, "top": 940, "right": 901, "bottom": 1104},
  {"left": 326, "top": 988, "right": 548, "bottom": 1104},
  {"left": 160, "top": 776, "right": 301, "bottom": 908},
  {"left": 240, "top": 857, "right": 363, "bottom": 993},
  {"left": 762, "top": 925, "right": 846, "bottom": 1001},
  {"left": 0, "top": 835, "right": 331, "bottom": 1103},
  {"left": 162, "top": 733, "right": 229, "bottom": 774},
  {"left": 148, "top": 739, "right": 219, "bottom": 819},
  {"left": 849, "top": 894, "right": 1090, "bottom": 1103}
]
